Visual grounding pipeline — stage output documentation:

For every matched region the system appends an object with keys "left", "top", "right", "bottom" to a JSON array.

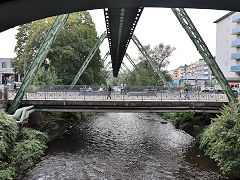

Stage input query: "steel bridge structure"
[{"left": 1, "top": 0, "right": 239, "bottom": 114}]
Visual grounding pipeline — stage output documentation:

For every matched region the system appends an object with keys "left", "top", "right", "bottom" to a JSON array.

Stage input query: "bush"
[
  {"left": 0, "top": 110, "right": 18, "bottom": 160},
  {"left": 9, "top": 139, "right": 48, "bottom": 173},
  {"left": 0, "top": 167, "right": 16, "bottom": 180},
  {"left": 162, "top": 113, "right": 173, "bottom": 120},
  {"left": 21, "top": 128, "right": 50, "bottom": 143},
  {"left": 170, "top": 112, "right": 195, "bottom": 125},
  {"left": 199, "top": 104, "right": 240, "bottom": 174}
]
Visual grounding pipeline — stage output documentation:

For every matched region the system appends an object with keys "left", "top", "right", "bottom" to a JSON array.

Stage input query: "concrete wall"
[{"left": 216, "top": 12, "right": 240, "bottom": 81}]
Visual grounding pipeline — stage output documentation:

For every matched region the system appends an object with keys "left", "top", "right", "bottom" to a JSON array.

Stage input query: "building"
[
  {"left": 214, "top": 12, "right": 240, "bottom": 85},
  {"left": 0, "top": 58, "right": 20, "bottom": 85},
  {"left": 170, "top": 59, "right": 211, "bottom": 80}
]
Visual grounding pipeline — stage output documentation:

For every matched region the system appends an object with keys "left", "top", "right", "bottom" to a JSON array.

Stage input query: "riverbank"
[
  {"left": 161, "top": 112, "right": 214, "bottom": 137},
  {"left": 0, "top": 111, "right": 93, "bottom": 179},
  {"left": 161, "top": 108, "right": 240, "bottom": 177}
]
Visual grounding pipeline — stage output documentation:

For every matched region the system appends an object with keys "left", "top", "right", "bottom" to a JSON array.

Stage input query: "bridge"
[
  {"left": 4, "top": 86, "right": 228, "bottom": 114},
  {"left": 0, "top": 0, "right": 239, "bottom": 115}
]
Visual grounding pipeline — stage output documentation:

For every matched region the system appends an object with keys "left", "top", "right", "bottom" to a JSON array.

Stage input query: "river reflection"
[{"left": 23, "top": 113, "right": 227, "bottom": 180}]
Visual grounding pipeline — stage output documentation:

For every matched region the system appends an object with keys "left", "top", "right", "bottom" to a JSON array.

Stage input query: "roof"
[{"left": 214, "top": 11, "right": 235, "bottom": 23}]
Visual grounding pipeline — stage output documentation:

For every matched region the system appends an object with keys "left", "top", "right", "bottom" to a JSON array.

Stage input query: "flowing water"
[{"left": 22, "top": 113, "right": 228, "bottom": 180}]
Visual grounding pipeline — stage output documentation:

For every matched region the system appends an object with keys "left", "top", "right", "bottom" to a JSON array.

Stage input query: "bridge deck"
[{"left": 7, "top": 99, "right": 227, "bottom": 113}]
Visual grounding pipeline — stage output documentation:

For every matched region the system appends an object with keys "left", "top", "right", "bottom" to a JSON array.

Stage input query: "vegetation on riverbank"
[
  {"left": 161, "top": 112, "right": 210, "bottom": 137},
  {"left": 162, "top": 104, "right": 240, "bottom": 175},
  {"left": 199, "top": 104, "right": 240, "bottom": 174},
  {"left": 0, "top": 109, "right": 94, "bottom": 179},
  {"left": 0, "top": 110, "right": 50, "bottom": 179}
]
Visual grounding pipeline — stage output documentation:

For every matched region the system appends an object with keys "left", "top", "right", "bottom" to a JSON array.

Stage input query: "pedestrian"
[
  {"left": 124, "top": 83, "right": 127, "bottom": 94},
  {"left": 120, "top": 84, "right": 123, "bottom": 94},
  {"left": 107, "top": 86, "right": 112, "bottom": 99}
]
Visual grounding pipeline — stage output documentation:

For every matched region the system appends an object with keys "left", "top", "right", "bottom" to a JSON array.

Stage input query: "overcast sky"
[{"left": 0, "top": 8, "right": 229, "bottom": 71}]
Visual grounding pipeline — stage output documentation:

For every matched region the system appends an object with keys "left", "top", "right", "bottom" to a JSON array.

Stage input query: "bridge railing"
[{"left": 7, "top": 85, "right": 230, "bottom": 102}]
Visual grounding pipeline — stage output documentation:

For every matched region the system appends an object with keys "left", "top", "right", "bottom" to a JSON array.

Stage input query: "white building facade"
[
  {"left": 215, "top": 12, "right": 240, "bottom": 84},
  {"left": 0, "top": 58, "right": 20, "bottom": 85}
]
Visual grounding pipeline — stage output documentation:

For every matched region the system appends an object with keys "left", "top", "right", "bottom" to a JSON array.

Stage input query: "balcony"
[
  {"left": 232, "top": 14, "right": 240, "bottom": 23},
  {"left": 231, "top": 52, "right": 240, "bottom": 59},
  {"left": 232, "top": 27, "right": 240, "bottom": 35},
  {"left": 231, "top": 66, "right": 240, "bottom": 71},
  {"left": 232, "top": 39, "right": 240, "bottom": 47}
]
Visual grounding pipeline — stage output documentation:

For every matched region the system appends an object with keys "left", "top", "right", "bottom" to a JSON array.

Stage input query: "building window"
[{"left": 2, "top": 62, "right": 7, "bottom": 68}]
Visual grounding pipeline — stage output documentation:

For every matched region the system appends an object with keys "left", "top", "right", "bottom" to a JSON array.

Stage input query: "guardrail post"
[
  {"left": 44, "top": 90, "right": 46, "bottom": 100},
  {"left": 198, "top": 90, "right": 199, "bottom": 101},
  {"left": 4, "top": 86, "right": 8, "bottom": 101},
  {"left": 142, "top": 90, "right": 143, "bottom": 101},
  {"left": 161, "top": 92, "right": 162, "bottom": 101},
  {"left": 84, "top": 91, "right": 85, "bottom": 101}
]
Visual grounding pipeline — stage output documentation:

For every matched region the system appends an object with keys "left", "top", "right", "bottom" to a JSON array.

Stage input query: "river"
[{"left": 22, "top": 113, "right": 227, "bottom": 180}]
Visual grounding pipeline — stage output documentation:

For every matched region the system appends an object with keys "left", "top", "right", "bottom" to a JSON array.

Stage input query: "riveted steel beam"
[
  {"left": 102, "top": 51, "right": 110, "bottom": 63},
  {"left": 125, "top": 53, "right": 139, "bottom": 72},
  {"left": 105, "top": 61, "right": 111, "bottom": 69},
  {"left": 70, "top": 32, "right": 107, "bottom": 90},
  {"left": 122, "top": 62, "right": 130, "bottom": 72},
  {"left": 104, "top": 7, "right": 143, "bottom": 77},
  {"left": 8, "top": 14, "right": 69, "bottom": 114},
  {"left": 132, "top": 34, "right": 171, "bottom": 90},
  {"left": 172, "top": 8, "right": 237, "bottom": 103}
]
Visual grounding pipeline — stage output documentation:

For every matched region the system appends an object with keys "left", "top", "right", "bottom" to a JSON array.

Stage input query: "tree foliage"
[
  {"left": 122, "top": 43, "right": 174, "bottom": 86},
  {"left": 14, "top": 12, "right": 105, "bottom": 85},
  {"left": 199, "top": 104, "right": 240, "bottom": 174},
  {"left": 0, "top": 110, "right": 18, "bottom": 160}
]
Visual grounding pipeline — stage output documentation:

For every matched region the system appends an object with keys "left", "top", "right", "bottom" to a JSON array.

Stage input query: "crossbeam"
[
  {"left": 102, "top": 51, "right": 110, "bottom": 62},
  {"left": 8, "top": 14, "right": 69, "bottom": 114},
  {"left": 104, "top": 7, "right": 143, "bottom": 77},
  {"left": 125, "top": 53, "right": 139, "bottom": 72},
  {"left": 172, "top": 8, "right": 237, "bottom": 103},
  {"left": 132, "top": 34, "right": 171, "bottom": 90},
  {"left": 122, "top": 62, "right": 130, "bottom": 72},
  {"left": 69, "top": 32, "right": 107, "bottom": 90}
]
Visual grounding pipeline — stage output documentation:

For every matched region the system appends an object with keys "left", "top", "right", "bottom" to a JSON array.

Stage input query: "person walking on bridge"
[{"left": 107, "top": 86, "right": 112, "bottom": 99}]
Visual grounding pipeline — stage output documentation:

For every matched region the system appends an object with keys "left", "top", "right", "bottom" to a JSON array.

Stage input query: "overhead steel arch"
[{"left": 0, "top": 0, "right": 239, "bottom": 32}]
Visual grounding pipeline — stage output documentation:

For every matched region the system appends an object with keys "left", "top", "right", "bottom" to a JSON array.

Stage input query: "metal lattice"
[
  {"left": 131, "top": 34, "right": 171, "bottom": 90},
  {"left": 8, "top": 14, "right": 69, "bottom": 114},
  {"left": 172, "top": 8, "right": 237, "bottom": 103},
  {"left": 69, "top": 32, "right": 107, "bottom": 90}
]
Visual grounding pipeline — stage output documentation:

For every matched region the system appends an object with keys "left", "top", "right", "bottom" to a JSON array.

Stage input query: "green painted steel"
[
  {"left": 70, "top": 32, "right": 107, "bottom": 90},
  {"left": 131, "top": 34, "right": 171, "bottom": 90},
  {"left": 105, "top": 61, "right": 111, "bottom": 69},
  {"left": 122, "top": 62, "right": 130, "bottom": 72},
  {"left": 125, "top": 53, "right": 139, "bottom": 72},
  {"left": 8, "top": 14, "right": 69, "bottom": 114},
  {"left": 102, "top": 51, "right": 110, "bottom": 62},
  {"left": 172, "top": 8, "right": 237, "bottom": 103}
]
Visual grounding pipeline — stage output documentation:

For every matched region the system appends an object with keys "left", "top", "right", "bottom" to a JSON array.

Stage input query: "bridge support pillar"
[
  {"left": 69, "top": 32, "right": 107, "bottom": 90},
  {"left": 8, "top": 14, "right": 69, "bottom": 114},
  {"left": 172, "top": 8, "right": 237, "bottom": 103},
  {"left": 131, "top": 34, "right": 171, "bottom": 90}
]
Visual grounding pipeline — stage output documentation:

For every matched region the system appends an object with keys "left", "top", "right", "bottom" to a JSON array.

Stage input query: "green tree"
[
  {"left": 122, "top": 43, "right": 174, "bottom": 86},
  {"left": 199, "top": 104, "right": 240, "bottom": 174},
  {"left": 14, "top": 12, "right": 105, "bottom": 86}
]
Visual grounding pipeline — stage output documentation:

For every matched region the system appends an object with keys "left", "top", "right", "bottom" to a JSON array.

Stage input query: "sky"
[{"left": 0, "top": 8, "right": 229, "bottom": 71}]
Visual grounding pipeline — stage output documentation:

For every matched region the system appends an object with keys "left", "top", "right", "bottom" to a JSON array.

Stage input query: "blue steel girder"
[
  {"left": 104, "top": 7, "right": 143, "bottom": 77},
  {"left": 8, "top": 14, "right": 69, "bottom": 115}
]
